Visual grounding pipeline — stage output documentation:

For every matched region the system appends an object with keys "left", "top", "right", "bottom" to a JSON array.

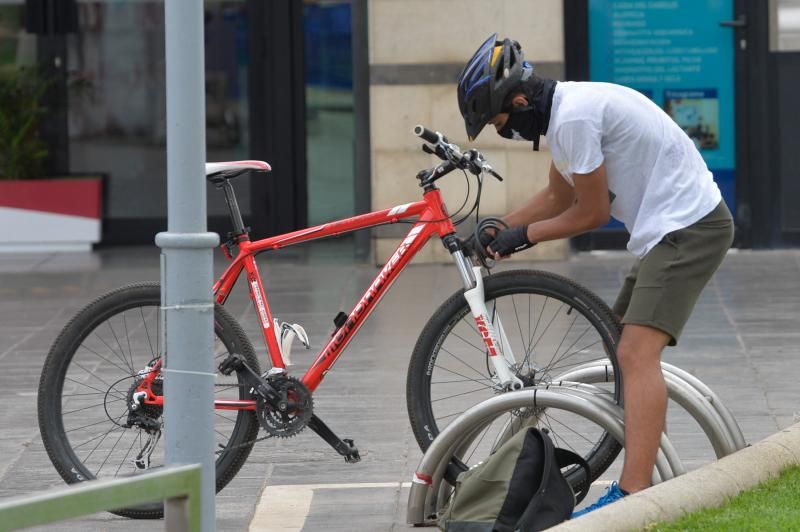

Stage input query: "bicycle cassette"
[{"left": 256, "top": 375, "right": 313, "bottom": 438}]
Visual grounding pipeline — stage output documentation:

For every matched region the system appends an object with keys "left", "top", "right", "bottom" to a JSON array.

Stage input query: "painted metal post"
[{"left": 157, "top": 0, "right": 217, "bottom": 530}]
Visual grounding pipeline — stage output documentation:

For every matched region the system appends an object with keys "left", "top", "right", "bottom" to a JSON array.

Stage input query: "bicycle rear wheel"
[
  {"left": 37, "top": 283, "right": 260, "bottom": 519},
  {"left": 406, "top": 269, "right": 622, "bottom": 493}
]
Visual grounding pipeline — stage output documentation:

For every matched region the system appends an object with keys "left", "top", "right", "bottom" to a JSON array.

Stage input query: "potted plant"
[{"left": 0, "top": 65, "right": 103, "bottom": 252}]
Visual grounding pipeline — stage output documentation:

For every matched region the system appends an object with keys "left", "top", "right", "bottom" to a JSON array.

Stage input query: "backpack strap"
[{"left": 553, "top": 448, "right": 592, "bottom": 505}]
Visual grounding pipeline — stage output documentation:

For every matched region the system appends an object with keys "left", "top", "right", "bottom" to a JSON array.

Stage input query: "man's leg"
[{"left": 616, "top": 323, "right": 671, "bottom": 494}]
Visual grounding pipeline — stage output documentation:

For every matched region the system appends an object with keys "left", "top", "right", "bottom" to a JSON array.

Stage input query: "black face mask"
[{"left": 498, "top": 107, "right": 539, "bottom": 142}]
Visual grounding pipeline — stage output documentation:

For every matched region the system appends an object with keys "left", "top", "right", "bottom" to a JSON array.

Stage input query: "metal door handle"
[{"left": 719, "top": 15, "right": 747, "bottom": 28}]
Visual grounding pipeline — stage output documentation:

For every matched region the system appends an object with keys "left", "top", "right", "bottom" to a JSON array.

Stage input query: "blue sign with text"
[{"left": 588, "top": 0, "right": 736, "bottom": 212}]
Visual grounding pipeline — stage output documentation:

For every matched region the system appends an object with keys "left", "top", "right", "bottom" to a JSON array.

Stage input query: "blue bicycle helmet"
[{"left": 457, "top": 34, "right": 527, "bottom": 141}]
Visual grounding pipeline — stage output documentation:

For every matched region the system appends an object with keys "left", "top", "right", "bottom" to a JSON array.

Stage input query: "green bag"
[{"left": 438, "top": 427, "right": 591, "bottom": 532}]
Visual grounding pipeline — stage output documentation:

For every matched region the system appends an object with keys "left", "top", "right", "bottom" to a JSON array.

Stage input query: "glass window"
[
  {"left": 304, "top": 0, "right": 354, "bottom": 226},
  {"left": 67, "top": 0, "right": 251, "bottom": 223},
  {"left": 773, "top": 0, "right": 800, "bottom": 51},
  {"left": 0, "top": 1, "right": 33, "bottom": 67}
]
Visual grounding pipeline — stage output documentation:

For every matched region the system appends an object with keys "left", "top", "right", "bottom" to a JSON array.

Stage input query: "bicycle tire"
[
  {"left": 37, "top": 283, "right": 260, "bottom": 519},
  {"left": 406, "top": 269, "right": 622, "bottom": 492}
]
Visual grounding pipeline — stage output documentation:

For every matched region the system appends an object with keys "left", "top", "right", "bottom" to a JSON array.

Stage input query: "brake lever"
[{"left": 486, "top": 168, "right": 504, "bottom": 181}]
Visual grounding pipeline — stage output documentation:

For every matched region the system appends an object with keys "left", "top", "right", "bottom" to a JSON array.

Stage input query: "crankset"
[
  {"left": 256, "top": 375, "right": 313, "bottom": 438},
  {"left": 217, "top": 354, "right": 360, "bottom": 463}
]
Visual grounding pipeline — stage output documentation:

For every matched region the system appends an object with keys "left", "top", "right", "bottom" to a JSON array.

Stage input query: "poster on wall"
[{"left": 588, "top": 0, "right": 736, "bottom": 211}]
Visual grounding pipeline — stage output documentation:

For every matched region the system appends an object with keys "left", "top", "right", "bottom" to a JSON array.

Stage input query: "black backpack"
[{"left": 438, "top": 427, "right": 591, "bottom": 532}]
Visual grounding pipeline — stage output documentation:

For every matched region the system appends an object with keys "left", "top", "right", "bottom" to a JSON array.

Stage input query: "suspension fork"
[{"left": 447, "top": 238, "right": 524, "bottom": 390}]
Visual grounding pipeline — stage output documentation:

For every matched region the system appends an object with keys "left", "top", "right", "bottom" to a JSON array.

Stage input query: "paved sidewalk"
[{"left": 0, "top": 243, "right": 797, "bottom": 531}]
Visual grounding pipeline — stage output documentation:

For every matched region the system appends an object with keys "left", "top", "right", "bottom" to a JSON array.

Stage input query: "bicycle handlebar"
[
  {"left": 413, "top": 125, "right": 440, "bottom": 145},
  {"left": 413, "top": 124, "right": 503, "bottom": 184}
]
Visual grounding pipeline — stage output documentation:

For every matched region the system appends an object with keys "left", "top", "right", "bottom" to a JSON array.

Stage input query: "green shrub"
[{"left": 0, "top": 65, "right": 50, "bottom": 180}]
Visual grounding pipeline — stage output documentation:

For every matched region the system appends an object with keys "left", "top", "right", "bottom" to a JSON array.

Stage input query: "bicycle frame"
[
  {"left": 214, "top": 188, "right": 457, "bottom": 395},
  {"left": 138, "top": 182, "right": 522, "bottom": 413}
]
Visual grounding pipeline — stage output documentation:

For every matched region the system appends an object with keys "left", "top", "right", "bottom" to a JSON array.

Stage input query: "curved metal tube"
[
  {"left": 555, "top": 360, "right": 745, "bottom": 451},
  {"left": 557, "top": 370, "right": 734, "bottom": 458},
  {"left": 662, "top": 373, "right": 736, "bottom": 457},
  {"left": 547, "top": 385, "right": 684, "bottom": 479},
  {"left": 661, "top": 362, "right": 746, "bottom": 450},
  {"left": 407, "top": 388, "right": 682, "bottom": 526},
  {"left": 555, "top": 363, "right": 739, "bottom": 457}
]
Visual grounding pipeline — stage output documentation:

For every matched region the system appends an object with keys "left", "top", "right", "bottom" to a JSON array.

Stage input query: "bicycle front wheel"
[
  {"left": 37, "top": 283, "right": 260, "bottom": 519},
  {"left": 406, "top": 269, "right": 622, "bottom": 492}
]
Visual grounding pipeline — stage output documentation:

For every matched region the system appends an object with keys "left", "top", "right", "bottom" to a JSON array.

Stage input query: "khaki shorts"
[{"left": 613, "top": 201, "right": 734, "bottom": 346}]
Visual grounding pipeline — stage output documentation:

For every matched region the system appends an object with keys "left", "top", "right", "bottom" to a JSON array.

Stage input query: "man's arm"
[
  {"left": 502, "top": 162, "right": 575, "bottom": 227},
  {"left": 525, "top": 163, "right": 610, "bottom": 243}
]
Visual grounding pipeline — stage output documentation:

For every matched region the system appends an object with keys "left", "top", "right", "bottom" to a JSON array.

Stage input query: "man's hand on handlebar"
[{"left": 488, "top": 226, "right": 536, "bottom": 259}]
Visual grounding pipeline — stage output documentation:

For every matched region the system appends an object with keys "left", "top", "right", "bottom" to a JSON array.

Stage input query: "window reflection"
[
  {"left": 67, "top": 1, "right": 250, "bottom": 220},
  {"left": 305, "top": 0, "right": 355, "bottom": 226}
]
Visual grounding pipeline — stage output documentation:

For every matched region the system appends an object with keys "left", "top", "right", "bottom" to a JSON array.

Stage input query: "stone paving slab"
[{"left": 0, "top": 245, "right": 797, "bottom": 531}]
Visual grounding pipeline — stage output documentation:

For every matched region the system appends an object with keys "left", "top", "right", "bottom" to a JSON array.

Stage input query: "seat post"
[{"left": 221, "top": 180, "right": 247, "bottom": 235}]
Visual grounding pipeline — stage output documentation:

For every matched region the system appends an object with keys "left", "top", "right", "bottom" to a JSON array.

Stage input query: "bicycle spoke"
[
  {"left": 543, "top": 412, "right": 594, "bottom": 453},
  {"left": 77, "top": 343, "right": 133, "bottom": 377},
  {"left": 526, "top": 296, "right": 548, "bottom": 356},
  {"left": 545, "top": 340, "right": 603, "bottom": 374},
  {"left": 435, "top": 409, "right": 468, "bottom": 422},
  {"left": 95, "top": 428, "right": 129, "bottom": 477},
  {"left": 438, "top": 346, "right": 492, "bottom": 380},
  {"left": 430, "top": 386, "right": 491, "bottom": 404},
  {"left": 63, "top": 398, "right": 125, "bottom": 416},
  {"left": 64, "top": 376, "right": 127, "bottom": 402},
  {"left": 80, "top": 411, "right": 128, "bottom": 463},
  {"left": 66, "top": 415, "right": 126, "bottom": 434},
  {"left": 433, "top": 364, "right": 495, "bottom": 389},
  {"left": 114, "top": 432, "right": 141, "bottom": 477},
  {"left": 448, "top": 331, "right": 489, "bottom": 357},
  {"left": 431, "top": 377, "right": 493, "bottom": 385},
  {"left": 70, "top": 360, "right": 126, "bottom": 395},
  {"left": 140, "top": 306, "right": 156, "bottom": 360},
  {"left": 510, "top": 295, "right": 530, "bottom": 359},
  {"left": 537, "top": 311, "right": 579, "bottom": 373},
  {"left": 542, "top": 323, "right": 592, "bottom": 372},
  {"left": 464, "top": 421, "right": 493, "bottom": 464},
  {"left": 105, "top": 320, "right": 135, "bottom": 375},
  {"left": 122, "top": 311, "right": 140, "bottom": 377}
]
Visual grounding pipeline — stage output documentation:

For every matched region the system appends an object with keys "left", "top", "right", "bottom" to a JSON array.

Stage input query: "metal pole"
[{"left": 157, "top": 0, "right": 218, "bottom": 530}]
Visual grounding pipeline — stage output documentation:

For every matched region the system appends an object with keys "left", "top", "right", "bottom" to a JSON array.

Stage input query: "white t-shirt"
[{"left": 545, "top": 81, "right": 722, "bottom": 257}]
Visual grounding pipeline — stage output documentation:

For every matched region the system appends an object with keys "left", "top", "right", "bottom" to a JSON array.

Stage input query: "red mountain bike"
[{"left": 38, "top": 126, "right": 622, "bottom": 518}]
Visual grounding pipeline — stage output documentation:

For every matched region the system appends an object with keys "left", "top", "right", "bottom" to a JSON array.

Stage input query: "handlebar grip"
[{"left": 413, "top": 124, "right": 440, "bottom": 144}]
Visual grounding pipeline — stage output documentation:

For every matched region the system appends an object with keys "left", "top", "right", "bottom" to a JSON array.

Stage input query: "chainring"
[{"left": 256, "top": 375, "right": 313, "bottom": 438}]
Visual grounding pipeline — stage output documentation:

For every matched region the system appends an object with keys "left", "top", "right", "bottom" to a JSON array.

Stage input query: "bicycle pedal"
[
  {"left": 342, "top": 438, "right": 360, "bottom": 464},
  {"left": 218, "top": 353, "right": 244, "bottom": 376}
]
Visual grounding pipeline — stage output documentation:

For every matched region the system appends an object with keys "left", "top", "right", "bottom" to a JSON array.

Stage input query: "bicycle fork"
[{"left": 450, "top": 246, "right": 524, "bottom": 391}]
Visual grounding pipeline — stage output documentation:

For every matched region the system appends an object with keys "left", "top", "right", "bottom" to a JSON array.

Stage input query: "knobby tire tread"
[
  {"left": 406, "top": 269, "right": 623, "bottom": 493},
  {"left": 37, "top": 283, "right": 259, "bottom": 519}
]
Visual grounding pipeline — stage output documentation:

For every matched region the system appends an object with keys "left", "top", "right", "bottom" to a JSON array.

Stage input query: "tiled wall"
[{"left": 368, "top": 0, "right": 569, "bottom": 263}]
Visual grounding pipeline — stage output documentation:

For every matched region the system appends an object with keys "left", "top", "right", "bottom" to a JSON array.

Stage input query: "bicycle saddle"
[{"left": 206, "top": 160, "right": 271, "bottom": 185}]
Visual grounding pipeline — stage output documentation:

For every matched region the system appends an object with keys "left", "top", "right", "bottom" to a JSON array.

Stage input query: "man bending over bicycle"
[{"left": 457, "top": 34, "right": 733, "bottom": 516}]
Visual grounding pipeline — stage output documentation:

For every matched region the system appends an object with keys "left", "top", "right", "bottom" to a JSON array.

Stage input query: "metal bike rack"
[
  {"left": 554, "top": 361, "right": 747, "bottom": 456},
  {"left": 406, "top": 362, "right": 746, "bottom": 526},
  {"left": 406, "top": 387, "right": 683, "bottom": 525}
]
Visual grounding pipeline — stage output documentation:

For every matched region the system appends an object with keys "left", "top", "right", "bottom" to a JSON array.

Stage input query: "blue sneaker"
[{"left": 571, "top": 482, "right": 627, "bottom": 518}]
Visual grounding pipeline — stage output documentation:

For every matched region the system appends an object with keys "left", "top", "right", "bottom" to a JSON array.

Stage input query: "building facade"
[{"left": 1, "top": 0, "right": 798, "bottom": 259}]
